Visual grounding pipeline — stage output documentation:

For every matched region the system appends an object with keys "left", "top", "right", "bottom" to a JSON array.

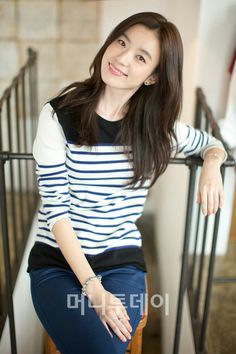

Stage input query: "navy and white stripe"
[{"left": 33, "top": 103, "right": 227, "bottom": 255}]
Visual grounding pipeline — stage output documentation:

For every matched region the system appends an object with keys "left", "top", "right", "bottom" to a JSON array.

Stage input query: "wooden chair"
[{"left": 45, "top": 274, "right": 148, "bottom": 354}]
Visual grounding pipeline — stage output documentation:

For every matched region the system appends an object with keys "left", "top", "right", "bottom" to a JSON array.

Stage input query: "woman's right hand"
[{"left": 87, "top": 285, "right": 133, "bottom": 343}]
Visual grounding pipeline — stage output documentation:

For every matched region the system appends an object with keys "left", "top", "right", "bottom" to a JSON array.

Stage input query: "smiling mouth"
[{"left": 108, "top": 62, "right": 128, "bottom": 77}]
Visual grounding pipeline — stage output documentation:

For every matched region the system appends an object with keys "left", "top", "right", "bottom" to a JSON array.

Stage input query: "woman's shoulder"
[
  {"left": 45, "top": 94, "right": 78, "bottom": 143},
  {"left": 46, "top": 94, "right": 66, "bottom": 114}
]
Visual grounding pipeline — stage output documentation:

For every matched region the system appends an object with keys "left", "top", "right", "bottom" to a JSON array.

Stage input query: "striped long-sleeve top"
[{"left": 27, "top": 96, "right": 227, "bottom": 273}]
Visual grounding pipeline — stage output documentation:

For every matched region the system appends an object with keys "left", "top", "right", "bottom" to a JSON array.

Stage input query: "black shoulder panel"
[{"left": 47, "top": 96, "right": 79, "bottom": 143}]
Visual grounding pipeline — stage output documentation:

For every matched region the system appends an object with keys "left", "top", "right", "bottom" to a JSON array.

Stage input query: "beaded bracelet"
[{"left": 81, "top": 274, "right": 102, "bottom": 297}]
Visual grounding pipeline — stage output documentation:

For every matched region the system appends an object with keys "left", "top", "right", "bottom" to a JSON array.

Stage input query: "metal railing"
[
  {"left": 0, "top": 48, "right": 38, "bottom": 354},
  {"left": 173, "top": 88, "right": 235, "bottom": 354}
]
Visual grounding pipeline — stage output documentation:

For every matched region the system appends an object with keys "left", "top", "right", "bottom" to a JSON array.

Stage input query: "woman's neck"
[{"left": 96, "top": 86, "right": 132, "bottom": 121}]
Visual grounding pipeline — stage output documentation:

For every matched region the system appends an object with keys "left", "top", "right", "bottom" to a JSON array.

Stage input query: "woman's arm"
[
  {"left": 173, "top": 121, "right": 228, "bottom": 216},
  {"left": 52, "top": 217, "right": 132, "bottom": 341},
  {"left": 52, "top": 218, "right": 103, "bottom": 294}
]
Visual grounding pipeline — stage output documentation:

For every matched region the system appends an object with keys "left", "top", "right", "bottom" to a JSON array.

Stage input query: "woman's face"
[{"left": 101, "top": 24, "right": 160, "bottom": 91}]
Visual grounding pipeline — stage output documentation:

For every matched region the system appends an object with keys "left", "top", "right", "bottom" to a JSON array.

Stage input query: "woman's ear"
[
  {"left": 150, "top": 76, "right": 158, "bottom": 85},
  {"left": 144, "top": 74, "right": 158, "bottom": 86}
]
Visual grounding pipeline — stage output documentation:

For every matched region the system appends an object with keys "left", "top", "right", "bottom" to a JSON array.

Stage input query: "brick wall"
[{"left": 0, "top": 0, "right": 100, "bottom": 109}]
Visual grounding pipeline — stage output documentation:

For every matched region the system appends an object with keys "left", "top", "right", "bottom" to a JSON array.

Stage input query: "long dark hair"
[{"left": 50, "top": 12, "right": 183, "bottom": 189}]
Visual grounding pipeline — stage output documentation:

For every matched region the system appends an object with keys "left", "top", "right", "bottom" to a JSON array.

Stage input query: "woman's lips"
[{"left": 108, "top": 63, "right": 127, "bottom": 77}]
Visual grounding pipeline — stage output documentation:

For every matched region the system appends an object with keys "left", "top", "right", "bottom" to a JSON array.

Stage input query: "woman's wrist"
[
  {"left": 84, "top": 277, "right": 104, "bottom": 298},
  {"left": 203, "top": 148, "right": 227, "bottom": 166},
  {"left": 204, "top": 154, "right": 223, "bottom": 167}
]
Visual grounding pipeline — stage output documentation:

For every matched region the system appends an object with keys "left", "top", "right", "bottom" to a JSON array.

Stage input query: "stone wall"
[{"left": 0, "top": 0, "right": 100, "bottom": 109}]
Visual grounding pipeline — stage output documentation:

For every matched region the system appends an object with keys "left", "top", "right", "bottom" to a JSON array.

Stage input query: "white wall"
[
  {"left": 99, "top": 0, "right": 172, "bottom": 45},
  {"left": 195, "top": 0, "right": 236, "bottom": 119},
  {"left": 0, "top": 212, "right": 44, "bottom": 354}
]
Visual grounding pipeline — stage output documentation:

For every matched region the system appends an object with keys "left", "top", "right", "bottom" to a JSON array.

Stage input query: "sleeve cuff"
[{"left": 48, "top": 214, "right": 71, "bottom": 232}]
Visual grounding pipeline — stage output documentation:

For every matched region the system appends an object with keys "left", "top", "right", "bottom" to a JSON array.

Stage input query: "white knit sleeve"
[{"left": 33, "top": 103, "right": 71, "bottom": 231}]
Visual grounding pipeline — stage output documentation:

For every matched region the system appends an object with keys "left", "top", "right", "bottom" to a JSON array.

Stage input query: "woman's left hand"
[{"left": 196, "top": 162, "right": 224, "bottom": 216}]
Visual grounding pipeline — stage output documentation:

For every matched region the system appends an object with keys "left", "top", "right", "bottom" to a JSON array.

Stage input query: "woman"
[{"left": 27, "top": 12, "right": 227, "bottom": 354}]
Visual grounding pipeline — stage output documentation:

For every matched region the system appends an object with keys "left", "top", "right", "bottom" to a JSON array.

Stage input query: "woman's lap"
[{"left": 29, "top": 265, "right": 146, "bottom": 354}]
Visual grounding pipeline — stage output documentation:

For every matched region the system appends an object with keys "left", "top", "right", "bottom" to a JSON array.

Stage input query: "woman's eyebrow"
[{"left": 121, "top": 32, "right": 152, "bottom": 60}]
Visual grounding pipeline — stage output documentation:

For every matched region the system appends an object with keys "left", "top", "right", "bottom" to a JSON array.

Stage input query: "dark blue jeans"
[{"left": 29, "top": 265, "right": 146, "bottom": 354}]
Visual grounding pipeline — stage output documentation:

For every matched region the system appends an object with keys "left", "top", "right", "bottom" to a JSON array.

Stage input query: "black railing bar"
[
  {"left": 187, "top": 288, "right": 200, "bottom": 352},
  {"left": 28, "top": 55, "right": 38, "bottom": 205},
  {"left": 14, "top": 83, "right": 25, "bottom": 242},
  {"left": 0, "top": 152, "right": 235, "bottom": 168},
  {"left": 29, "top": 49, "right": 38, "bottom": 140},
  {"left": 0, "top": 106, "right": 2, "bottom": 151},
  {"left": 189, "top": 200, "right": 202, "bottom": 291},
  {"left": 0, "top": 287, "right": 3, "bottom": 318},
  {"left": 193, "top": 216, "right": 209, "bottom": 319},
  {"left": 0, "top": 49, "right": 37, "bottom": 109},
  {"left": 213, "top": 277, "right": 236, "bottom": 283},
  {"left": 198, "top": 165, "right": 226, "bottom": 352},
  {"left": 0, "top": 152, "right": 35, "bottom": 161},
  {"left": 28, "top": 58, "right": 34, "bottom": 151},
  {"left": 6, "top": 95, "right": 19, "bottom": 262},
  {"left": 0, "top": 100, "right": 3, "bottom": 317},
  {"left": 0, "top": 160, "right": 17, "bottom": 354},
  {"left": 173, "top": 164, "right": 198, "bottom": 354},
  {"left": 21, "top": 72, "right": 32, "bottom": 225}
]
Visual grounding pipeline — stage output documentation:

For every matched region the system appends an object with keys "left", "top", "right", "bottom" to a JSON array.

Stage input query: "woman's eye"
[
  {"left": 117, "top": 40, "right": 146, "bottom": 63},
  {"left": 117, "top": 39, "right": 125, "bottom": 46},
  {"left": 138, "top": 55, "right": 146, "bottom": 63}
]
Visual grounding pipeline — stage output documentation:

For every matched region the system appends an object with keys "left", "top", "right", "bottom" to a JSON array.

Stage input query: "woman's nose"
[{"left": 116, "top": 50, "right": 132, "bottom": 66}]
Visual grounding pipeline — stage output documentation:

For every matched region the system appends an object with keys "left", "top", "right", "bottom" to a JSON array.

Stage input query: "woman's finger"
[
  {"left": 113, "top": 315, "right": 131, "bottom": 340},
  {"left": 219, "top": 188, "right": 224, "bottom": 208},
  {"left": 117, "top": 309, "right": 132, "bottom": 331},
  {"left": 105, "top": 316, "right": 130, "bottom": 342},
  {"left": 120, "top": 307, "right": 131, "bottom": 321},
  {"left": 207, "top": 188, "right": 214, "bottom": 215},
  {"left": 213, "top": 190, "right": 219, "bottom": 214},
  {"left": 200, "top": 187, "right": 208, "bottom": 216}
]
